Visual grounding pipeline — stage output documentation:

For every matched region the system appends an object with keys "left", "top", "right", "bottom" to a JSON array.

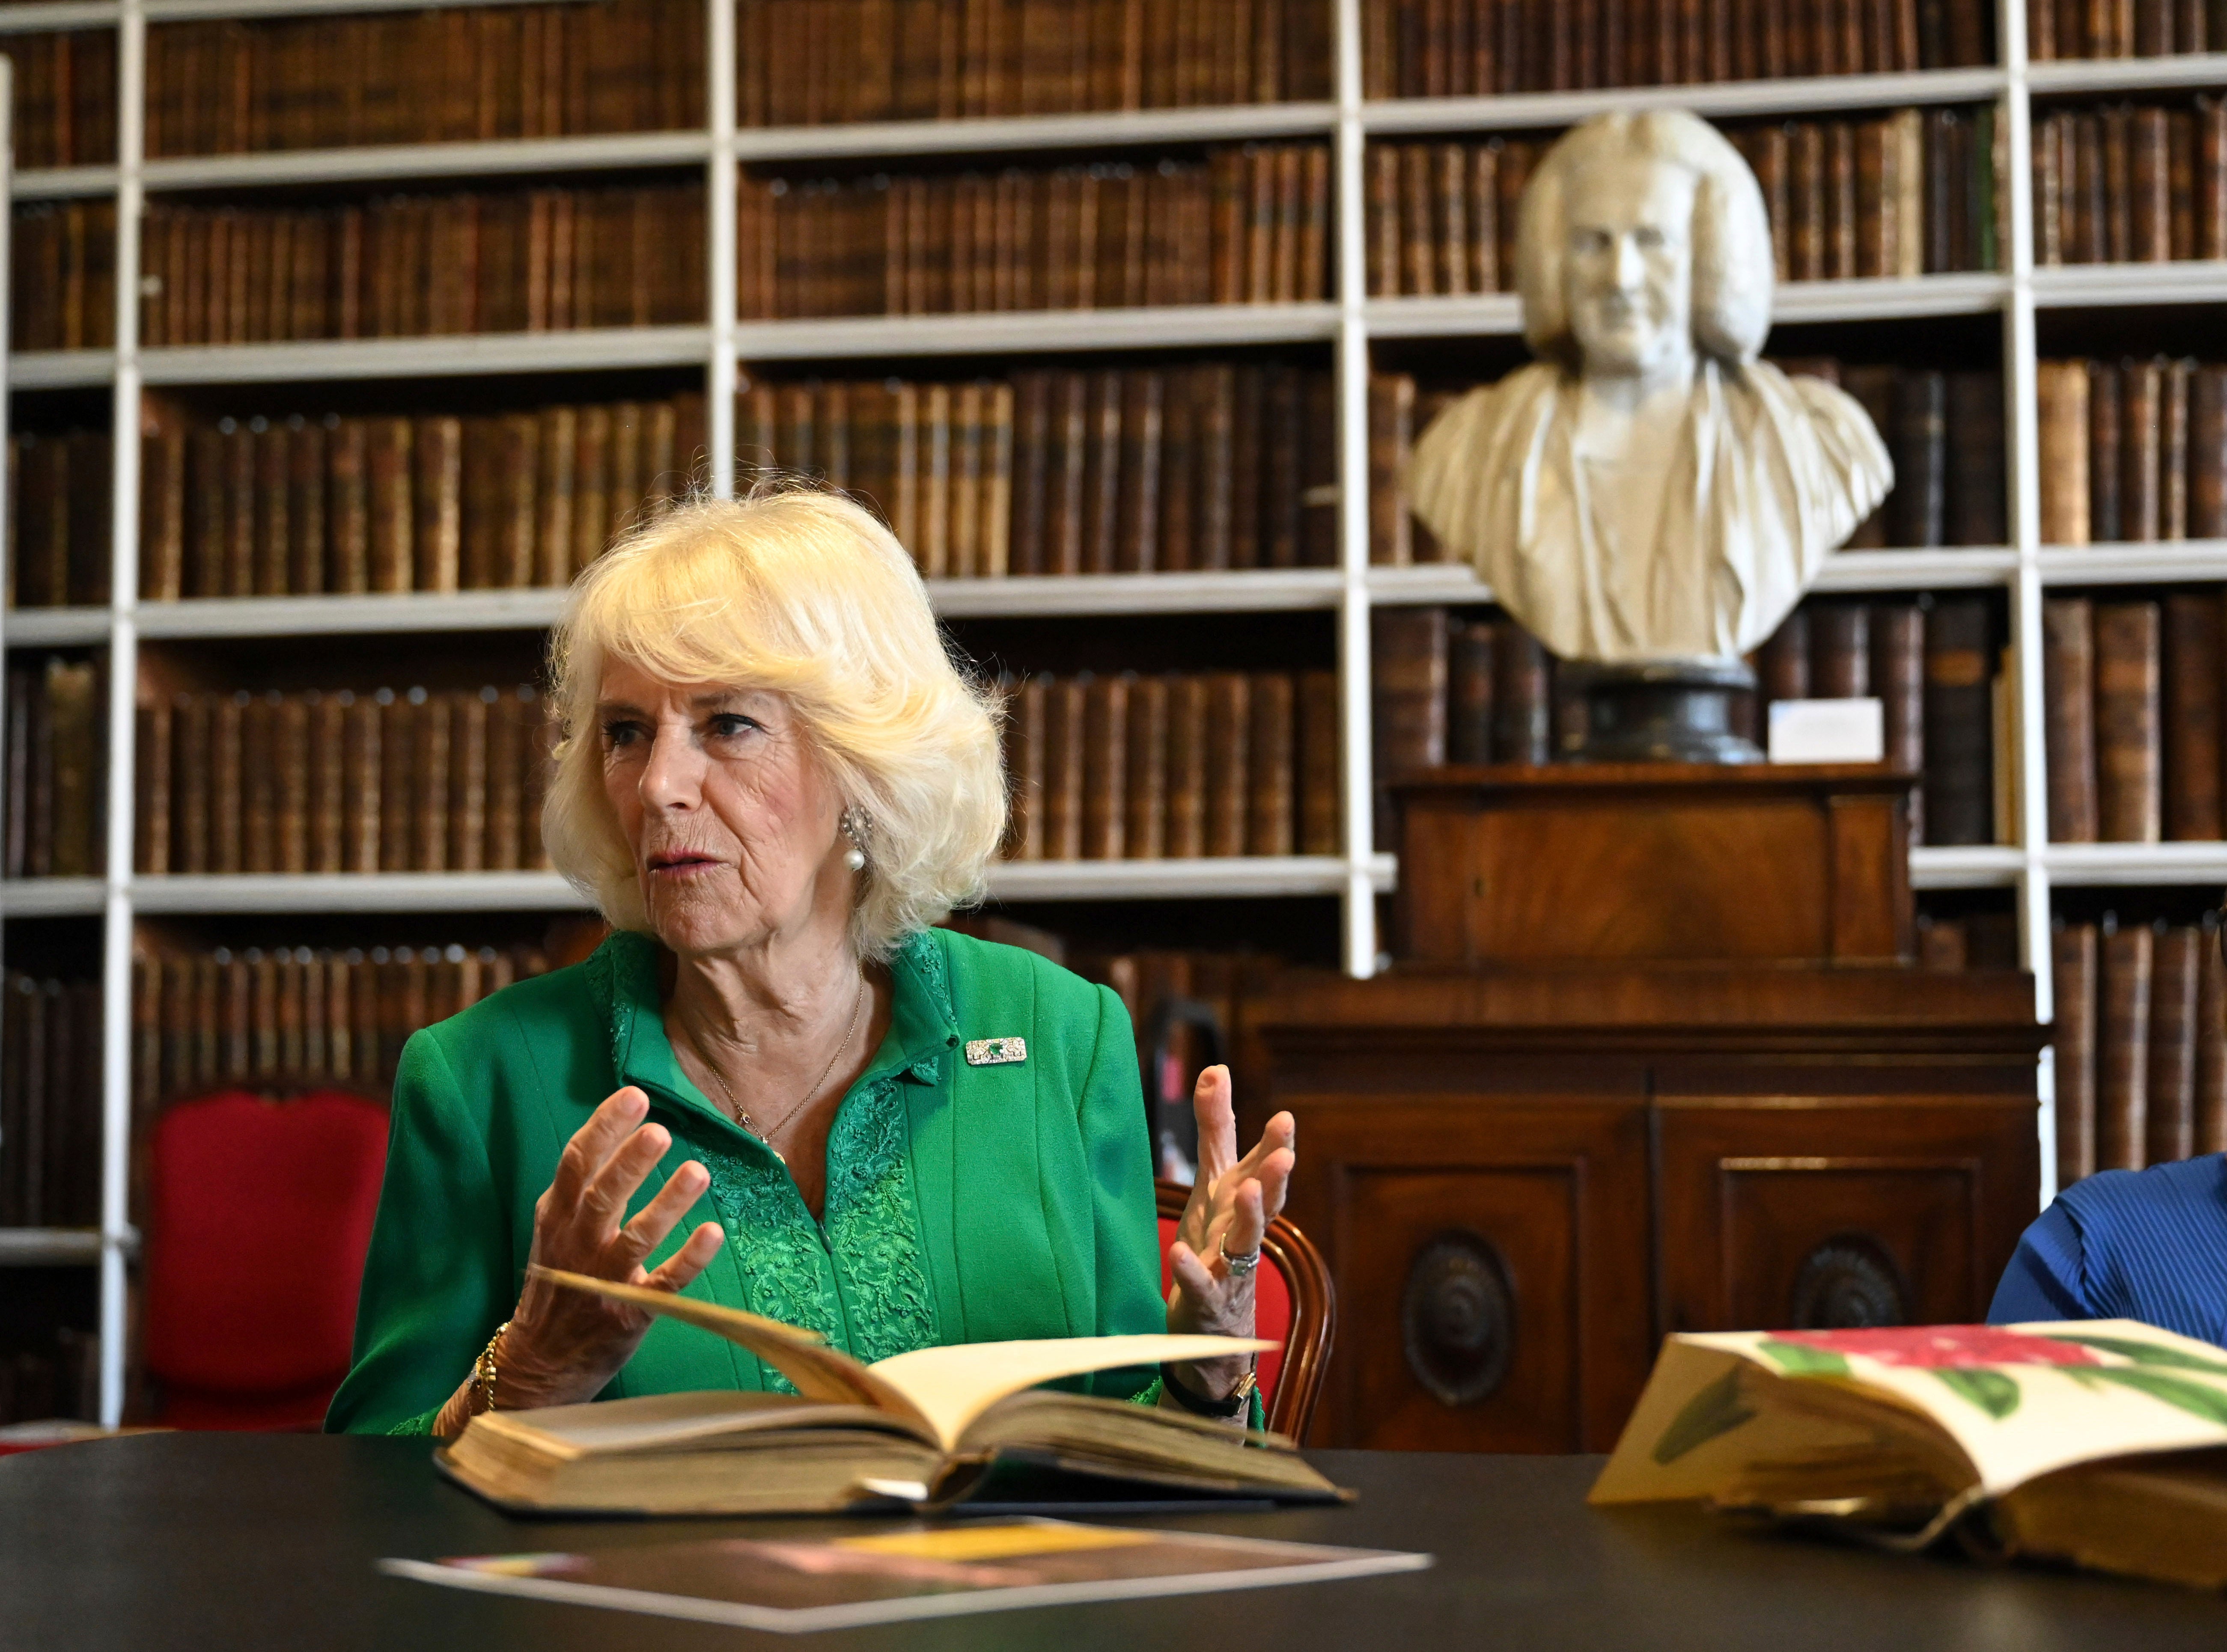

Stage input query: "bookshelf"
[{"left": 3, "top": 0, "right": 2225, "bottom": 1426}]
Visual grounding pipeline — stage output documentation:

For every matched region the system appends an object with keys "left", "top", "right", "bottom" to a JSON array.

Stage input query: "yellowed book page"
[
  {"left": 476, "top": 1389, "right": 917, "bottom": 1457},
  {"left": 1594, "top": 1320, "right": 2227, "bottom": 1506},
  {"left": 868, "top": 1335, "right": 1272, "bottom": 1452}
]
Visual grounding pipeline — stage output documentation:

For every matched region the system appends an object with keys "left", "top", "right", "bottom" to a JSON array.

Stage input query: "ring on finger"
[{"left": 1221, "top": 1245, "right": 1261, "bottom": 1277}]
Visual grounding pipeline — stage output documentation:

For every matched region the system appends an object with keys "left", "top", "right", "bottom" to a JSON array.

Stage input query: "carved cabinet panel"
[
  {"left": 1280, "top": 1093, "right": 1653, "bottom": 1454},
  {"left": 1655, "top": 1093, "right": 2040, "bottom": 1339}
]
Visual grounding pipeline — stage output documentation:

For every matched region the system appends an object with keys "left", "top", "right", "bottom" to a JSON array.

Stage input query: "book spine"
[
  {"left": 2094, "top": 600, "right": 2163, "bottom": 844},
  {"left": 2054, "top": 920, "right": 2099, "bottom": 1184},
  {"left": 2042, "top": 597, "right": 2100, "bottom": 844},
  {"left": 1920, "top": 596, "right": 1994, "bottom": 846},
  {"left": 2148, "top": 923, "right": 2201, "bottom": 1165},
  {"left": 2096, "top": 919, "right": 2154, "bottom": 1173},
  {"left": 2162, "top": 591, "right": 2223, "bottom": 841}
]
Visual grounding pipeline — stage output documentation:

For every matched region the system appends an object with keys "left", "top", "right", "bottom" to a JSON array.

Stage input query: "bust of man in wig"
[{"left": 1406, "top": 110, "right": 1892, "bottom": 666}]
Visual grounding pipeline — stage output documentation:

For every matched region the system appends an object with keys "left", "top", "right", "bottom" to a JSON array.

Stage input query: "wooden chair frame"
[{"left": 1155, "top": 1179, "right": 1335, "bottom": 1443}]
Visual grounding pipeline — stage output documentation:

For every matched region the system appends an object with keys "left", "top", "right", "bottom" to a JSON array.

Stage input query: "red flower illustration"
[{"left": 1773, "top": 1325, "right": 2103, "bottom": 1369}]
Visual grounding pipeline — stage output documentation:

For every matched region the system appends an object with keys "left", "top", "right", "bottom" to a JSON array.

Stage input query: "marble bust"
[{"left": 1406, "top": 110, "right": 1892, "bottom": 666}]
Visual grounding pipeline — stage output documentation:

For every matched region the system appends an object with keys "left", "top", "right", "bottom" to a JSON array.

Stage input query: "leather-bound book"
[
  {"left": 366, "top": 417, "right": 416, "bottom": 592},
  {"left": 140, "top": 425, "right": 187, "bottom": 602},
  {"left": 2055, "top": 922, "right": 2098, "bottom": 1185},
  {"left": 135, "top": 698, "right": 173, "bottom": 875},
  {"left": 342, "top": 691, "right": 381, "bottom": 874},
  {"left": 287, "top": 416, "right": 326, "bottom": 596},
  {"left": 276, "top": 693, "right": 310, "bottom": 874},
  {"left": 2097, "top": 918, "right": 2154, "bottom": 1172},
  {"left": 1398, "top": 145, "right": 1432, "bottom": 296},
  {"left": 1155, "top": 368, "right": 1198, "bottom": 573},
  {"left": 208, "top": 691, "right": 247, "bottom": 875},
  {"left": 2162, "top": 358, "right": 2192, "bottom": 540},
  {"left": 1871, "top": 602, "right": 1926, "bottom": 829},
  {"left": 449, "top": 689, "right": 489, "bottom": 873},
  {"left": 1009, "top": 372, "right": 1051, "bottom": 577},
  {"left": 1194, "top": 365, "right": 1236, "bottom": 571},
  {"left": 182, "top": 427, "right": 225, "bottom": 599},
  {"left": 1761, "top": 605, "right": 1811, "bottom": 706},
  {"left": 1922, "top": 596, "right": 1994, "bottom": 846},
  {"left": 2132, "top": 106, "right": 2171, "bottom": 264},
  {"left": 1366, "top": 144, "right": 1399, "bottom": 297},
  {"left": 378, "top": 689, "right": 414, "bottom": 872},
  {"left": 1228, "top": 366, "right": 1264, "bottom": 569},
  {"left": 1297, "top": 668, "right": 1340, "bottom": 856},
  {"left": 484, "top": 687, "right": 523, "bottom": 872},
  {"left": 413, "top": 414, "right": 463, "bottom": 592},
  {"left": 1039, "top": 676, "right": 1086, "bottom": 861},
  {"left": 1367, "top": 374, "right": 1414, "bottom": 566},
  {"left": 1115, "top": 371, "right": 1164, "bottom": 574},
  {"left": 1448, "top": 615, "right": 1496, "bottom": 764},
  {"left": 1466, "top": 141, "right": 1500, "bottom": 294},
  {"left": 2120, "top": 357, "right": 2163, "bottom": 543},
  {"left": 220, "top": 422, "right": 255, "bottom": 595},
  {"left": 572, "top": 405, "right": 612, "bottom": 571},
  {"left": 326, "top": 418, "right": 371, "bottom": 593},
  {"left": 1164, "top": 674, "right": 1209, "bottom": 859},
  {"left": 533, "top": 405, "right": 577, "bottom": 588},
  {"left": 1299, "top": 371, "right": 1338, "bottom": 568},
  {"left": 2198, "top": 915, "right": 2227, "bottom": 1154},
  {"left": 2201, "top": 95, "right": 2227, "bottom": 261},
  {"left": 1075, "top": 372, "right": 1120, "bottom": 576},
  {"left": 170, "top": 693, "right": 209, "bottom": 875},
  {"left": 947, "top": 383, "right": 982, "bottom": 579},
  {"left": 2088, "top": 360, "right": 2122, "bottom": 543},
  {"left": 1886, "top": 370, "right": 1947, "bottom": 547},
  {"left": 2094, "top": 600, "right": 2163, "bottom": 844},
  {"left": 1944, "top": 371, "right": 2006, "bottom": 545},
  {"left": 414, "top": 688, "right": 453, "bottom": 873},
  {"left": 1919, "top": 915, "right": 1970, "bottom": 971},
  {"left": 982, "top": 382, "right": 1014, "bottom": 578},
  {"left": 1247, "top": 672, "right": 1296, "bottom": 857},
  {"left": 2042, "top": 597, "right": 2100, "bottom": 843},
  {"left": 495, "top": 413, "right": 540, "bottom": 587},
  {"left": 2035, "top": 360, "right": 2091, "bottom": 545},
  {"left": 2163, "top": 591, "right": 2223, "bottom": 840},
  {"left": 1492, "top": 617, "right": 1551, "bottom": 766},
  {"left": 1123, "top": 674, "right": 1168, "bottom": 860},
  {"left": 1262, "top": 364, "right": 1304, "bottom": 570},
  {"left": 1203, "top": 673, "right": 1252, "bottom": 858},
  {"left": 240, "top": 692, "right": 277, "bottom": 875},
  {"left": 1080, "top": 673, "right": 1129, "bottom": 860},
  {"left": 252, "top": 423, "right": 291, "bottom": 596},
  {"left": 308, "top": 690, "right": 345, "bottom": 874},
  {"left": 1811, "top": 603, "right": 1871, "bottom": 698},
  {"left": 2148, "top": 924, "right": 2201, "bottom": 1165}
]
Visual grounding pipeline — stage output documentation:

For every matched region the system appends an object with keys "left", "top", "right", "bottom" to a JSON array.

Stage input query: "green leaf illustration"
[
  {"left": 1931, "top": 1368, "right": 2021, "bottom": 1420},
  {"left": 2044, "top": 1334, "right": 2227, "bottom": 1379},
  {"left": 1756, "top": 1340, "right": 1851, "bottom": 1379},
  {"left": 2088, "top": 1368, "right": 2227, "bottom": 1427},
  {"left": 1653, "top": 1367, "right": 1757, "bottom": 1466}
]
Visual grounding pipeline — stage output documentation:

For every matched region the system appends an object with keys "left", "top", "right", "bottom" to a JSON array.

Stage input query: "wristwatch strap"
[{"left": 1160, "top": 1358, "right": 1257, "bottom": 1420}]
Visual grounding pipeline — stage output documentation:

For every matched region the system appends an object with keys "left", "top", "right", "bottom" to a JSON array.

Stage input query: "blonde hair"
[
  {"left": 543, "top": 486, "right": 1005, "bottom": 959},
  {"left": 1517, "top": 108, "right": 1774, "bottom": 369}
]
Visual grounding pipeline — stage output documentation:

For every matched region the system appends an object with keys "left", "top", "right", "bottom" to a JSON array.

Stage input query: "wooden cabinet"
[{"left": 1250, "top": 969, "right": 2045, "bottom": 1453}]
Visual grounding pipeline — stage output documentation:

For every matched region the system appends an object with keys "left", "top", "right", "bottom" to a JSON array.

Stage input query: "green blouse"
[{"left": 325, "top": 927, "right": 1167, "bottom": 1435}]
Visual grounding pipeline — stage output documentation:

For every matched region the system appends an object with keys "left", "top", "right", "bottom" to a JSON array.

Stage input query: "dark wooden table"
[{"left": 2, "top": 1436, "right": 2220, "bottom": 1650}]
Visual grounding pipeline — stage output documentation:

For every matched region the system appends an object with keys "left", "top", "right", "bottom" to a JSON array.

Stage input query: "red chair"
[
  {"left": 142, "top": 1088, "right": 389, "bottom": 1430},
  {"left": 1155, "top": 1179, "right": 1334, "bottom": 1441}
]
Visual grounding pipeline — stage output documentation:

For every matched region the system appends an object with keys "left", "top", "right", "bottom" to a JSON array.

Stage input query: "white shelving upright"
[{"left": 0, "top": 0, "right": 2223, "bottom": 1421}]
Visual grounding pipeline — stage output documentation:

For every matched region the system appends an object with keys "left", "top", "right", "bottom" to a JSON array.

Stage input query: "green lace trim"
[
  {"left": 692, "top": 1136, "right": 843, "bottom": 1395},
  {"left": 387, "top": 1407, "right": 439, "bottom": 1437}
]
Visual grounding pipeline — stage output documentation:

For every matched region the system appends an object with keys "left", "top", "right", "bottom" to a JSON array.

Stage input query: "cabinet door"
[
  {"left": 1656, "top": 1096, "right": 2040, "bottom": 1336},
  {"left": 1279, "top": 1092, "right": 1652, "bottom": 1453}
]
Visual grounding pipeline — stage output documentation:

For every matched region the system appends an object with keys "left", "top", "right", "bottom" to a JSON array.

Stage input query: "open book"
[
  {"left": 438, "top": 1267, "right": 1342, "bottom": 1516},
  {"left": 1591, "top": 1320, "right": 2227, "bottom": 1588}
]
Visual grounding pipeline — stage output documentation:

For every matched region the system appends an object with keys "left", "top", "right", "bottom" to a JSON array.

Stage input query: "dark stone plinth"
[{"left": 1561, "top": 657, "right": 1762, "bottom": 764}]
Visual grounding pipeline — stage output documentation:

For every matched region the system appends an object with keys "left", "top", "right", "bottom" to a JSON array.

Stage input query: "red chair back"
[
  {"left": 143, "top": 1088, "right": 388, "bottom": 1430},
  {"left": 1155, "top": 1180, "right": 1334, "bottom": 1441}
]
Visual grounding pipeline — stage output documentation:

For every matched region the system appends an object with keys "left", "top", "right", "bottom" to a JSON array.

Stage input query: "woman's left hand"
[{"left": 1164, "top": 1065, "right": 1295, "bottom": 1402}]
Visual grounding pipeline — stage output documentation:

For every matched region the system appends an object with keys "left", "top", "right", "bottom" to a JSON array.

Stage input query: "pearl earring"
[{"left": 840, "top": 808, "right": 868, "bottom": 872}]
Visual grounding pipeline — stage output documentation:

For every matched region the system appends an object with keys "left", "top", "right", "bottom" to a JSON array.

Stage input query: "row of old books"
[
  {"left": 2042, "top": 591, "right": 2227, "bottom": 844},
  {"left": 11, "top": 202, "right": 115, "bottom": 353},
  {"left": 1365, "top": 110, "right": 1996, "bottom": 297},
  {"left": 5, "top": 657, "right": 104, "bottom": 880},
  {"left": 136, "top": 398, "right": 705, "bottom": 603},
  {"left": 143, "top": 0, "right": 706, "bottom": 157},
  {"left": 2052, "top": 916, "right": 2227, "bottom": 1185},
  {"left": 2034, "top": 358, "right": 2227, "bottom": 544},
  {"left": 738, "top": 144, "right": 1331, "bottom": 318},
  {"left": 2032, "top": 98, "right": 2227, "bottom": 267},
  {"left": 133, "top": 686, "right": 557, "bottom": 877},
  {"left": 738, "top": 0, "right": 1332, "bottom": 125},
  {"left": 1757, "top": 595, "right": 2004, "bottom": 847},
  {"left": 2, "top": 28, "right": 115, "bottom": 169},
  {"left": 131, "top": 942, "right": 553, "bottom": 1104},
  {"left": 1371, "top": 597, "right": 2004, "bottom": 846},
  {"left": 9, "top": 430, "right": 111, "bottom": 610},
  {"left": 740, "top": 365, "right": 1337, "bottom": 575},
  {"left": 1000, "top": 670, "right": 1340, "bottom": 861},
  {"left": 1361, "top": 0, "right": 1990, "bottom": 95},
  {"left": 0, "top": 1334, "right": 96, "bottom": 1427},
  {"left": 1915, "top": 910, "right": 2021, "bottom": 971},
  {"left": 2028, "top": 0, "right": 2227, "bottom": 58},
  {"left": 0, "top": 972, "right": 101, "bottom": 1227},
  {"left": 137, "top": 184, "right": 706, "bottom": 347},
  {"left": 1367, "top": 361, "right": 2006, "bottom": 565}
]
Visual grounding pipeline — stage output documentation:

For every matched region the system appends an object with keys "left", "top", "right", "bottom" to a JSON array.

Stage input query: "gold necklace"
[{"left": 689, "top": 970, "right": 867, "bottom": 1163}]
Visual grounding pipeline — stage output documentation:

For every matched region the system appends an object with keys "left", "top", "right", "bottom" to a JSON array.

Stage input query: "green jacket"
[{"left": 326, "top": 927, "right": 1165, "bottom": 1435}]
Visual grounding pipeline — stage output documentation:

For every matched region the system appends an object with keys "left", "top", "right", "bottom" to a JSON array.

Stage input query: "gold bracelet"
[{"left": 469, "top": 1321, "right": 512, "bottom": 1417}]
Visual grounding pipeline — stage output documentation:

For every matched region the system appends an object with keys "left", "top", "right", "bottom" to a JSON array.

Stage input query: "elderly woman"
[{"left": 327, "top": 488, "right": 1294, "bottom": 1438}]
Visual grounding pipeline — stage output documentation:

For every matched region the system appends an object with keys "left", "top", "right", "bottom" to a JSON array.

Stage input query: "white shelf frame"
[{"left": 8, "top": 0, "right": 2227, "bottom": 1424}]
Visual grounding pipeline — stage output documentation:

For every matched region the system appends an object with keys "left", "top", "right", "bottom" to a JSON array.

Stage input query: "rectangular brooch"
[{"left": 964, "top": 1037, "right": 1028, "bottom": 1066}]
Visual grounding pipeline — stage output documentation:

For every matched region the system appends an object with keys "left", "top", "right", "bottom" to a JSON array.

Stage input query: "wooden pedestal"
[{"left": 1247, "top": 765, "right": 2043, "bottom": 1454}]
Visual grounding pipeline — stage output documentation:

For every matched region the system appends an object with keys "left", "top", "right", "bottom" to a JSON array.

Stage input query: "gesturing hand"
[
  {"left": 500, "top": 1086, "right": 726, "bottom": 1411},
  {"left": 1164, "top": 1065, "right": 1295, "bottom": 1401}
]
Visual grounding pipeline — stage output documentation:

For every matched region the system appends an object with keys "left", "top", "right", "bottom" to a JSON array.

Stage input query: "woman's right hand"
[{"left": 497, "top": 1085, "right": 726, "bottom": 1411}]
